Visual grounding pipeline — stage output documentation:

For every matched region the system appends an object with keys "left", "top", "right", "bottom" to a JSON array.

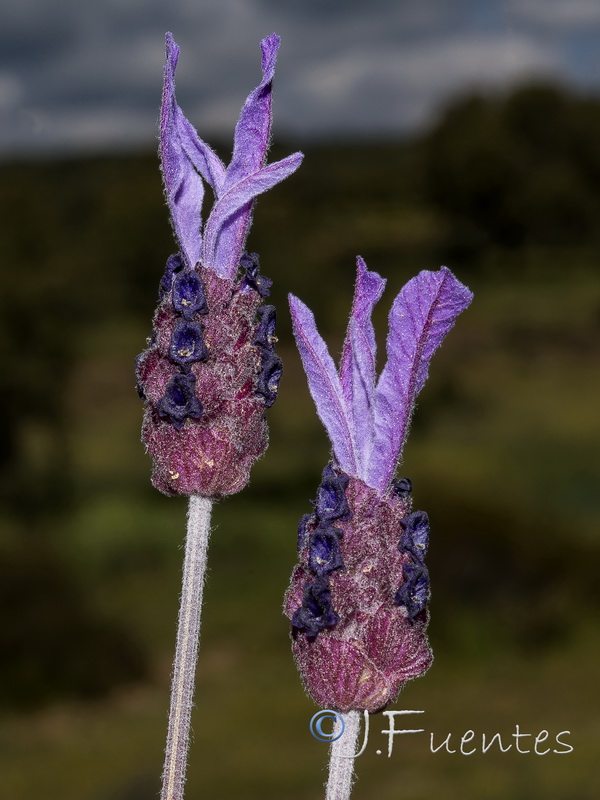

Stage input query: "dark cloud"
[
  {"left": 506, "top": 0, "right": 600, "bottom": 30},
  {"left": 0, "top": 0, "right": 597, "bottom": 157}
]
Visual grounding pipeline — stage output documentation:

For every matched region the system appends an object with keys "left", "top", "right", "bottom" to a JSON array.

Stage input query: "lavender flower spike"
[
  {"left": 136, "top": 34, "right": 301, "bottom": 800},
  {"left": 285, "top": 259, "right": 472, "bottom": 718},
  {"left": 137, "top": 33, "right": 303, "bottom": 498}
]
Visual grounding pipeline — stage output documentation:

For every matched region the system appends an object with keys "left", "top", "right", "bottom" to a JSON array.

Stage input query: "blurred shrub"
[
  {"left": 0, "top": 543, "right": 146, "bottom": 709},
  {"left": 424, "top": 83, "right": 600, "bottom": 256}
]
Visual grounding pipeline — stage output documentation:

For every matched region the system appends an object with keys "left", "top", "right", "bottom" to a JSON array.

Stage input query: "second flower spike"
[{"left": 285, "top": 258, "right": 473, "bottom": 713}]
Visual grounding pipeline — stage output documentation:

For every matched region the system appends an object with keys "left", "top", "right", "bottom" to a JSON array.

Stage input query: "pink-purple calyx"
[
  {"left": 285, "top": 466, "right": 434, "bottom": 712},
  {"left": 289, "top": 258, "right": 473, "bottom": 492},
  {"left": 161, "top": 32, "right": 303, "bottom": 279}
]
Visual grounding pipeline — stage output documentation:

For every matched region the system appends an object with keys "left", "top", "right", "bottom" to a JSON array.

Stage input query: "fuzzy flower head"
[
  {"left": 136, "top": 33, "right": 302, "bottom": 497},
  {"left": 284, "top": 259, "right": 472, "bottom": 712}
]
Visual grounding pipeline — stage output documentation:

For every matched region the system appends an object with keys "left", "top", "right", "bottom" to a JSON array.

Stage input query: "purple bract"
[{"left": 289, "top": 258, "right": 473, "bottom": 492}]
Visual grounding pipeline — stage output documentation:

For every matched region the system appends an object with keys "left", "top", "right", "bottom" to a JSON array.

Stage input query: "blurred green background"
[{"left": 1, "top": 83, "right": 599, "bottom": 799}]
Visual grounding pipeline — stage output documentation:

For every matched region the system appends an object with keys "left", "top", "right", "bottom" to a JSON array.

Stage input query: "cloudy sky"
[{"left": 2, "top": 0, "right": 600, "bottom": 158}]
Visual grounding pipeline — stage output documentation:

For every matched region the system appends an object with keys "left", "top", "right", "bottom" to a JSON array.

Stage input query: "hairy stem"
[
  {"left": 325, "top": 710, "right": 361, "bottom": 800},
  {"left": 160, "top": 495, "right": 213, "bottom": 800}
]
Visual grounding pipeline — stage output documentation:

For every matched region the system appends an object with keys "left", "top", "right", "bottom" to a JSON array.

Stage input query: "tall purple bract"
[
  {"left": 136, "top": 33, "right": 303, "bottom": 498},
  {"left": 284, "top": 258, "right": 473, "bottom": 712}
]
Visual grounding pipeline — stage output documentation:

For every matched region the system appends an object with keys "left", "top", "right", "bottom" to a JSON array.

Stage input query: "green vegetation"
[{"left": 1, "top": 82, "right": 598, "bottom": 798}]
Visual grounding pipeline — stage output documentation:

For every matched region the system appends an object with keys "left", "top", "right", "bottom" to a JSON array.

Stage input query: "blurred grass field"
[{"left": 1, "top": 83, "right": 599, "bottom": 799}]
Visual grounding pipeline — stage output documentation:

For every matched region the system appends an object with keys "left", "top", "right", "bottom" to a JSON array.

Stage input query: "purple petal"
[
  {"left": 172, "top": 270, "right": 208, "bottom": 319},
  {"left": 398, "top": 510, "right": 430, "bottom": 559},
  {"left": 175, "top": 107, "right": 226, "bottom": 195},
  {"left": 289, "top": 294, "right": 358, "bottom": 476},
  {"left": 203, "top": 34, "right": 302, "bottom": 278},
  {"left": 157, "top": 372, "right": 203, "bottom": 429},
  {"left": 339, "top": 257, "right": 386, "bottom": 474},
  {"left": 160, "top": 33, "right": 205, "bottom": 268},
  {"left": 367, "top": 267, "right": 473, "bottom": 491},
  {"left": 168, "top": 320, "right": 209, "bottom": 367},
  {"left": 395, "top": 562, "right": 430, "bottom": 622},
  {"left": 203, "top": 153, "right": 304, "bottom": 276},
  {"left": 223, "top": 34, "right": 280, "bottom": 192},
  {"left": 255, "top": 351, "right": 283, "bottom": 408},
  {"left": 308, "top": 525, "right": 345, "bottom": 576},
  {"left": 314, "top": 463, "right": 351, "bottom": 521}
]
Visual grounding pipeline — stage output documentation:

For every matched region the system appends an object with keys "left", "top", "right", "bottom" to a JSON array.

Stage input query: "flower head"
[
  {"left": 284, "top": 258, "right": 472, "bottom": 712},
  {"left": 136, "top": 33, "right": 302, "bottom": 497}
]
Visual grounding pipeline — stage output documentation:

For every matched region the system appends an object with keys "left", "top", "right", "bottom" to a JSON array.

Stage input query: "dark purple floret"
[
  {"left": 256, "top": 351, "right": 282, "bottom": 407},
  {"left": 315, "top": 463, "right": 351, "bottom": 521},
  {"left": 240, "top": 252, "right": 273, "bottom": 298},
  {"left": 157, "top": 372, "right": 203, "bottom": 429},
  {"left": 292, "top": 577, "right": 339, "bottom": 639},
  {"left": 159, "top": 253, "right": 185, "bottom": 298},
  {"left": 172, "top": 271, "right": 208, "bottom": 319},
  {"left": 253, "top": 304, "right": 277, "bottom": 350},
  {"left": 297, "top": 513, "right": 313, "bottom": 552},
  {"left": 169, "top": 320, "right": 209, "bottom": 368},
  {"left": 395, "top": 561, "right": 430, "bottom": 622},
  {"left": 308, "top": 523, "right": 345, "bottom": 576},
  {"left": 392, "top": 476, "right": 413, "bottom": 499},
  {"left": 399, "top": 510, "right": 430, "bottom": 560},
  {"left": 134, "top": 352, "right": 146, "bottom": 400}
]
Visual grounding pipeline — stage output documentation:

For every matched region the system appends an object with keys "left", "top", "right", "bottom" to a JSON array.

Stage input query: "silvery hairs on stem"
[
  {"left": 137, "top": 32, "right": 303, "bottom": 498},
  {"left": 135, "top": 33, "right": 302, "bottom": 800},
  {"left": 284, "top": 258, "right": 472, "bottom": 718}
]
